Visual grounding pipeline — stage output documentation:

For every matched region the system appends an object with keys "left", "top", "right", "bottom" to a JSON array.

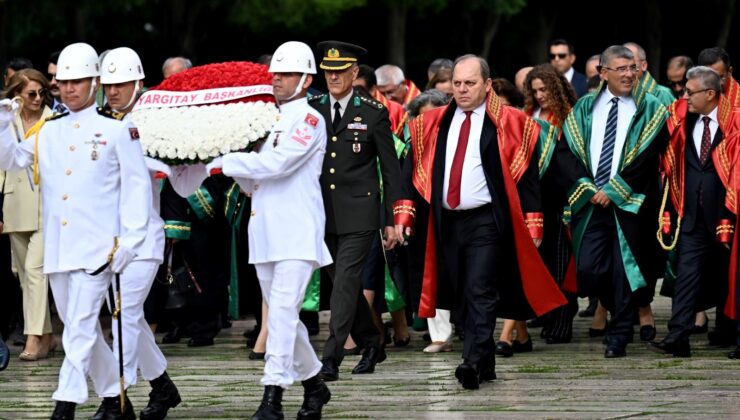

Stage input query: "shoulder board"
[
  {"left": 358, "top": 95, "right": 384, "bottom": 110},
  {"left": 97, "top": 107, "right": 125, "bottom": 120},
  {"left": 45, "top": 112, "right": 69, "bottom": 122},
  {"left": 308, "top": 94, "right": 326, "bottom": 102}
]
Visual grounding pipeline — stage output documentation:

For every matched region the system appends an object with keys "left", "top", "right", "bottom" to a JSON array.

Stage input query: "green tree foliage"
[{"left": 228, "top": 0, "right": 367, "bottom": 32}]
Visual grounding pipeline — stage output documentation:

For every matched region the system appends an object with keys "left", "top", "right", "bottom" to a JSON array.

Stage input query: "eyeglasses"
[
  {"left": 47, "top": 73, "right": 56, "bottom": 81},
  {"left": 602, "top": 65, "right": 639, "bottom": 74},
  {"left": 549, "top": 53, "right": 568, "bottom": 60},
  {"left": 23, "top": 89, "right": 46, "bottom": 99},
  {"left": 685, "top": 88, "right": 713, "bottom": 97}
]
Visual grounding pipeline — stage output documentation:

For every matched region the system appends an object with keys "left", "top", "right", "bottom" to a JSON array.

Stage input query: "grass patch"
[{"left": 517, "top": 364, "right": 560, "bottom": 373}]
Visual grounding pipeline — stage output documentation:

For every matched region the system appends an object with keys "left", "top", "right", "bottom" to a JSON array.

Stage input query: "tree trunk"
[
  {"left": 479, "top": 11, "right": 502, "bottom": 62},
  {"left": 527, "top": 7, "right": 558, "bottom": 68},
  {"left": 386, "top": 3, "right": 408, "bottom": 68},
  {"left": 715, "top": 0, "right": 736, "bottom": 48}
]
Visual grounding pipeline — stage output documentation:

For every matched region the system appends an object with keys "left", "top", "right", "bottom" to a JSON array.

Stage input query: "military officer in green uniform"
[{"left": 309, "top": 41, "right": 403, "bottom": 381}]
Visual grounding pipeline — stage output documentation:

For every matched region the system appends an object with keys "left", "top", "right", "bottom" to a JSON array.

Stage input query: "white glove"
[
  {"left": 0, "top": 99, "right": 17, "bottom": 129},
  {"left": 205, "top": 157, "right": 223, "bottom": 174},
  {"left": 110, "top": 246, "right": 136, "bottom": 273},
  {"left": 144, "top": 157, "right": 172, "bottom": 177}
]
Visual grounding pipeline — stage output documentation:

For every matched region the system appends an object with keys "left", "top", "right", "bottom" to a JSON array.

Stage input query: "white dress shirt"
[
  {"left": 692, "top": 106, "right": 719, "bottom": 156},
  {"left": 589, "top": 89, "right": 637, "bottom": 179},
  {"left": 329, "top": 90, "right": 352, "bottom": 122},
  {"left": 564, "top": 67, "right": 574, "bottom": 83},
  {"left": 442, "top": 102, "right": 491, "bottom": 210}
]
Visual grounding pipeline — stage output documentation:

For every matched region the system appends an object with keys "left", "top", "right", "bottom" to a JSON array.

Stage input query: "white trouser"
[
  {"left": 428, "top": 309, "right": 453, "bottom": 343},
  {"left": 255, "top": 260, "right": 322, "bottom": 388},
  {"left": 106, "top": 260, "right": 167, "bottom": 388},
  {"left": 49, "top": 270, "right": 119, "bottom": 404}
]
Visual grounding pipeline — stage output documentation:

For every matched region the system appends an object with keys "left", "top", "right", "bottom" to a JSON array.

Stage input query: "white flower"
[{"left": 130, "top": 100, "right": 279, "bottom": 164}]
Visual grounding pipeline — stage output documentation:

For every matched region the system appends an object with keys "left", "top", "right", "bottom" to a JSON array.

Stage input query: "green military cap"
[{"left": 317, "top": 40, "right": 367, "bottom": 71}]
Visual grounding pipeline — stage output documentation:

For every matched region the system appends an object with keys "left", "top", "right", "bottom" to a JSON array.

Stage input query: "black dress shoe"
[
  {"left": 351, "top": 346, "right": 386, "bottom": 374},
  {"left": 140, "top": 371, "right": 181, "bottom": 420},
  {"left": 162, "top": 328, "right": 183, "bottom": 344},
  {"left": 478, "top": 362, "right": 497, "bottom": 382},
  {"left": 454, "top": 362, "right": 480, "bottom": 390},
  {"left": 708, "top": 330, "right": 735, "bottom": 346},
  {"left": 95, "top": 394, "right": 136, "bottom": 420},
  {"left": 526, "top": 317, "right": 543, "bottom": 328},
  {"left": 393, "top": 335, "right": 411, "bottom": 347},
  {"left": 604, "top": 347, "right": 626, "bottom": 358},
  {"left": 251, "top": 385, "right": 284, "bottom": 420},
  {"left": 639, "top": 325, "right": 657, "bottom": 342},
  {"left": 512, "top": 337, "right": 533, "bottom": 353},
  {"left": 50, "top": 401, "right": 76, "bottom": 420},
  {"left": 318, "top": 358, "right": 339, "bottom": 382},
  {"left": 647, "top": 340, "right": 691, "bottom": 357},
  {"left": 727, "top": 346, "right": 740, "bottom": 359},
  {"left": 0, "top": 337, "right": 9, "bottom": 371},
  {"left": 690, "top": 322, "right": 708, "bottom": 335},
  {"left": 249, "top": 351, "right": 266, "bottom": 360},
  {"left": 187, "top": 337, "right": 214, "bottom": 347},
  {"left": 588, "top": 326, "right": 607, "bottom": 337},
  {"left": 495, "top": 341, "right": 513, "bottom": 357},
  {"left": 297, "top": 375, "right": 331, "bottom": 420}
]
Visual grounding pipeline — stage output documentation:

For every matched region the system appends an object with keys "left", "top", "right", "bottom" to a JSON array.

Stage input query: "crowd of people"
[{"left": 0, "top": 36, "right": 739, "bottom": 420}]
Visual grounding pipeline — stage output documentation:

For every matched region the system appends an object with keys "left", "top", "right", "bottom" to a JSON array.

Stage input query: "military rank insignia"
[{"left": 129, "top": 127, "right": 140, "bottom": 140}]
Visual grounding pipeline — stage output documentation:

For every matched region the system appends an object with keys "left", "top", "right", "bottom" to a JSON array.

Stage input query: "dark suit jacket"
[
  {"left": 682, "top": 113, "right": 732, "bottom": 233},
  {"left": 310, "top": 90, "right": 401, "bottom": 235},
  {"left": 570, "top": 70, "right": 588, "bottom": 98}
]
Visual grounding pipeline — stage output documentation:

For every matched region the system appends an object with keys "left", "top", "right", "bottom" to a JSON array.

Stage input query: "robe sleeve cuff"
[
  {"left": 567, "top": 178, "right": 598, "bottom": 214},
  {"left": 716, "top": 219, "right": 734, "bottom": 244},
  {"left": 186, "top": 186, "right": 216, "bottom": 221},
  {"left": 164, "top": 220, "right": 191, "bottom": 240},
  {"left": 393, "top": 199, "right": 416, "bottom": 230},
  {"left": 601, "top": 175, "right": 645, "bottom": 214},
  {"left": 154, "top": 171, "right": 168, "bottom": 179},
  {"left": 524, "top": 212, "right": 544, "bottom": 239}
]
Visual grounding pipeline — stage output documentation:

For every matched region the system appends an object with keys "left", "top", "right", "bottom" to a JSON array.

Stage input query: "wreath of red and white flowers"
[{"left": 130, "top": 61, "right": 279, "bottom": 164}]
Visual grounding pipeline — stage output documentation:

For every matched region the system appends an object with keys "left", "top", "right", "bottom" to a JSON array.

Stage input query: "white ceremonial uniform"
[
  {"left": 221, "top": 97, "right": 331, "bottom": 387},
  {"left": 0, "top": 104, "right": 151, "bottom": 404}
]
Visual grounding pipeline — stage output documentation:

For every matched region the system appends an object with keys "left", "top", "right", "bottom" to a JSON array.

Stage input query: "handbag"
[{"left": 160, "top": 242, "right": 202, "bottom": 310}]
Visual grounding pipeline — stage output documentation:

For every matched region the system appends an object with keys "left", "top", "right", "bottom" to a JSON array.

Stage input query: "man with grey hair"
[
  {"left": 649, "top": 66, "right": 740, "bottom": 358},
  {"left": 624, "top": 42, "right": 674, "bottom": 106},
  {"left": 406, "top": 89, "right": 450, "bottom": 118},
  {"left": 558, "top": 45, "right": 669, "bottom": 359},
  {"left": 375, "top": 64, "right": 420, "bottom": 105},
  {"left": 401, "top": 53, "right": 566, "bottom": 389},
  {"left": 161, "top": 56, "right": 193, "bottom": 79}
]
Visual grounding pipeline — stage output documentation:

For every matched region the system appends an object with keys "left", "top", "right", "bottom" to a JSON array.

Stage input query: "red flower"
[{"left": 153, "top": 61, "right": 275, "bottom": 105}]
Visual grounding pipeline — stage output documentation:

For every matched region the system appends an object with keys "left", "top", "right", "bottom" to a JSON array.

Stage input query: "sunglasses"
[
  {"left": 23, "top": 89, "right": 46, "bottom": 99},
  {"left": 667, "top": 79, "right": 687, "bottom": 88},
  {"left": 47, "top": 73, "right": 56, "bottom": 80},
  {"left": 549, "top": 53, "right": 569, "bottom": 60}
]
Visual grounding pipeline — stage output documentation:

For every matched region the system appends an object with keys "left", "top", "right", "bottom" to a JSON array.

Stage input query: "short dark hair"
[
  {"left": 492, "top": 78, "right": 524, "bottom": 108},
  {"left": 48, "top": 51, "right": 61, "bottom": 65},
  {"left": 6, "top": 57, "right": 33, "bottom": 72},
  {"left": 698, "top": 47, "right": 731, "bottom": 68},
  {"left": 453, "top": 54, "right": 490, "bottom": 80},
  {"left": 667, "top": 55, "right": 693, "bottom": 70},
  {"left": 357, "top": 64, "right": 377, "bottom": 89},
  {"left": 549, "top": 38, "right": 574, "bottom": 54}
]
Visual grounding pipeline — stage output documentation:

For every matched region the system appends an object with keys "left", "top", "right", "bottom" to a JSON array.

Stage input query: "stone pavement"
[{"left": 1, "top": 294, "right": 739, "bottom": 419}]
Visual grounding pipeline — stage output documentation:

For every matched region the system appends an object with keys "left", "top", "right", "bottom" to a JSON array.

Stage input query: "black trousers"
[
  {"left": 441, "top": 204, "right": 499, "bottom": 366},
  {"left": 577, "top": 207, "right": 634, "bottom": 348},
  {"left": 323, "top": 230, "right": 379, "bottom": 364},
  {"left": 667, "top": 211, "right": 729, "bottom": 343}
]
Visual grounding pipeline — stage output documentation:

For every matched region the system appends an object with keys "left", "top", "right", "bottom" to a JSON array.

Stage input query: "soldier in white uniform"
[
  {"left": 0, "top": 42, "right": 151, "bottom": 420},
  {"left": 90, "top": 46, "right": 203, "bottom": 420},
  {"left": 207, "top": 41, "right": 333, "bottom": 420}
]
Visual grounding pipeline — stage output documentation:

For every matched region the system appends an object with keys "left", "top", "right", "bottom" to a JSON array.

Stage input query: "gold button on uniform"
[
  {"left": 331, "top": 136, "right": 337, "bottom": 142},
  {"left": 330, "top": 184, "right": 336, "bottom": 190},
  {"left": 65, "top": 169, "right": 72, "bottom": 175},
  {"left": 69, "top": 145, "right": 76, "bottom": 151},
  {"left": 331, "top": 152, "right": 336, "bottom": 158},
  {"left": 61, "top": 220, "right": 68, "bottom": 226},
  {"left": 329, "top": 168, "right": 335, "bottom": 174},
  {"left": 62, "top": 194, "right": 68, "bottom": 200},
  {"left": 367, "top": 192, "right": 371, "bottom": 196}
]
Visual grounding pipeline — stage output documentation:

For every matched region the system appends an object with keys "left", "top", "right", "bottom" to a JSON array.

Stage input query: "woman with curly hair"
[{"left": 496, "top": 64, "right": 578, "bottom": 357}]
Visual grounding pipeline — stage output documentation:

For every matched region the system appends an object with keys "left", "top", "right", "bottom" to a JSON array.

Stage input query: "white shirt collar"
[
  {"left": 600, "top": 87, "right": 634, "bottom": 106},
  {"left": 279, "top": 97, "right": 307, "bottom": 113},
  {"left": 455, "top": 100, "right": 486, "bottom": 117},
  {"left": 564, "top": 67, "right": 574, "bottom": 82},
  {"left": 67, "top": 103, "right": 98, "bottom": 118},
  {"left": 701, "top": 106, "right": 719, "bottom": 124},
  {"left": 329, "top": 90, "right": 353, "bottom": 112}
]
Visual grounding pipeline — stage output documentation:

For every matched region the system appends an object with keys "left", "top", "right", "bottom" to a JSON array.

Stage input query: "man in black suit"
[
  {"left": 309, "top": 41, "right": 402, "bottom": 381},
  {"left": 649, "top": 66, "right": 735, "bottom": 357},
  {"left": 549, "top": 38, "right": 588, "bottom": 98}
]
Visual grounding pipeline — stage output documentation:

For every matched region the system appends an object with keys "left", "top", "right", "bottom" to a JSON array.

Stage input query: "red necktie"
[
  {"left": 447, "top": 111, "right": 472, "bottom": 209},
  {"left": 699, "top": 116, "right": 711, "bottom": 166}
]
